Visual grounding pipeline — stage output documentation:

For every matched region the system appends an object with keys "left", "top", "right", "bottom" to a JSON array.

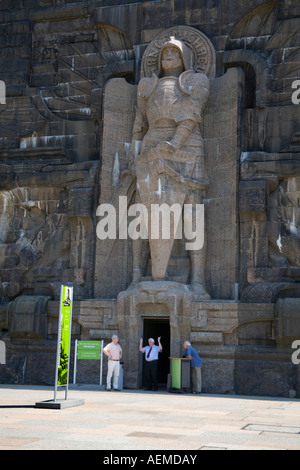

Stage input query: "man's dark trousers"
[{"left": 145, "top": 360, "right": 158, "bottom": 390}]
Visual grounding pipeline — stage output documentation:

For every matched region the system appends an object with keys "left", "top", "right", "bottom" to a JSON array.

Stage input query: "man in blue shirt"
[
  {"left": 183, "top": 341, "right": 202, "bottom": 394},
  {"left": 139, "top": 337, "right": 163, "bottom": 391}
]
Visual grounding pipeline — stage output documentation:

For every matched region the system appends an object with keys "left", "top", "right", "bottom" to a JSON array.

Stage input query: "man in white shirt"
[
  {"left": 139, "top": 336, "right": 162, "bottom": 391},
  {"left": 103, "top": 335, "right": 122, "bottom": 391}
]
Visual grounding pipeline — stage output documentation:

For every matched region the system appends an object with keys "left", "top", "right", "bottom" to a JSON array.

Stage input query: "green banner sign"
[
  {"left": 73, "top": 339, "right": 104, "bottom": 386},
  {"left": 56, "top": 285, "right": 73, "bottom": 388},
  {"left": 77, "top": 341, "right": 102, "bottom": 360}
]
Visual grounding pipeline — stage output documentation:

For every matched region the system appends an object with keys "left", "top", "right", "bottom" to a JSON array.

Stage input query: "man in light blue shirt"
[
  {"left": 183, "top": 341, "right": 202, "bottom": 394},
  {"left": 139, "top": 337, "right": 163, "bottom": 391}
]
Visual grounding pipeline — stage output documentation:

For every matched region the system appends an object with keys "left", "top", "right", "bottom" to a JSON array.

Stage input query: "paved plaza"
[{"left": 0, "top": 385, "right": 300, "bottom": 450}]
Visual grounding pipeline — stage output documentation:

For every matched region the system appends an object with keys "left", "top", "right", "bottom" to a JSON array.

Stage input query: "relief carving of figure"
[{"left": 130, "top": 35, "right": 211, "bottom": 300}]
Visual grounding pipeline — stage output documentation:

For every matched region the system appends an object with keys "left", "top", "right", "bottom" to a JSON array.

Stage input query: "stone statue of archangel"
[{"left": 130, "top": 36, "right": 211, "bottom": 300}]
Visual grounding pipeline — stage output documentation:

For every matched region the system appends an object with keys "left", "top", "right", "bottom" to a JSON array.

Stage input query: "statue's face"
[
  {"left": 161, "top": 45, "right": 181, "bottom": 61},
  {"left": 161, "top": 45, "right": 184, "bottom": 74}
]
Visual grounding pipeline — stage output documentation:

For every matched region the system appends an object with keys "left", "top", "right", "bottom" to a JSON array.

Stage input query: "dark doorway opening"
[{"left": 142, "top": 318, "right": 170, "bottom": 387}]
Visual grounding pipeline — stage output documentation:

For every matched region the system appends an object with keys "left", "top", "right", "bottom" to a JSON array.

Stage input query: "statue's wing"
[
  {"left": 203, "top": 68, "right": 243, "bottom": 300},
  {"left": 94, "top": 78, "right": 137, "bottom": 298},
  {"left": 99, "top": 77, "right": 137, "bottom": 203}
]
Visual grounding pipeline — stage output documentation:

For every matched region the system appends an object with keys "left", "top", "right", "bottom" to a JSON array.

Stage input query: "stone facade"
[{"left": 0, "top": 0, "right": 300, "bottom": 397}]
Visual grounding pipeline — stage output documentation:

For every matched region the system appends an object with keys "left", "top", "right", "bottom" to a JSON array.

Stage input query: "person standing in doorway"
[
  {"left": 139, "top": 337, "right": 163, "bottom": 391},
  {"left": 183, "top": 340, "right": 202, "bottom": 394},
  {"left": 103, "top": 335, "right": 122, "bottom": 391}
]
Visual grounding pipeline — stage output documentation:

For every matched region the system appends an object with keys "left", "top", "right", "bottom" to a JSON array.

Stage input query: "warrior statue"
[{"left": 130, "top": 36, "right": 211, "bottom": 300}]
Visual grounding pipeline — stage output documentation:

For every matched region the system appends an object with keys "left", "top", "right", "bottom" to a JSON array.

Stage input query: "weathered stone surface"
[
  {"left": 8, "top": 296, "right": 50, "bottom": 340},
  {"left": 276, "top": 298, "right": 300, "bottom": 347},
  {"left": 235, "top": 358, "right": 298, "bottom": 397}
]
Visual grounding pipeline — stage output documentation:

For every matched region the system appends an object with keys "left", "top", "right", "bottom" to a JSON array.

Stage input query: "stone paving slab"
[{"left": 0, "top": 385, "right": 300, "bottom": 450}]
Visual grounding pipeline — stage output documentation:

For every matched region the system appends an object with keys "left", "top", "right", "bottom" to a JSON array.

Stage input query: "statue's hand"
[{"left": 156, "top": 141, "right": 176, "bottom": 154}]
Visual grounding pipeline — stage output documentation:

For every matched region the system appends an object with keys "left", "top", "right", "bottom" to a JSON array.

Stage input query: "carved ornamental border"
[{"left": 141, "top": 26, "right": 216, "bottom": 79}]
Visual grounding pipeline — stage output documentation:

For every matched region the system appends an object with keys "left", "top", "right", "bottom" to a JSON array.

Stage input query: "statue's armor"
[{"left": 134, "top": 70, "right": 210, "bottom": 183}]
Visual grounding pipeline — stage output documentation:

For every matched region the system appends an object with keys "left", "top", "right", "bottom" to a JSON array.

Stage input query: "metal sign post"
[
  {"left": 35, "top": 284, "right": 84, "bottom": 409},
  {"left": 54, "top": 285, "right": 73, "bottom": 402}
]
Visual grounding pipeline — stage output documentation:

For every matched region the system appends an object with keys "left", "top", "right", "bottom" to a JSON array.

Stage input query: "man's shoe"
[{"left": 114, "top": 388, "right": 121, "bottom": 391}]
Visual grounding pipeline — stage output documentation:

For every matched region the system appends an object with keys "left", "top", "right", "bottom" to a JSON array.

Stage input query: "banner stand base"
[
  {"left": 35, "top": 398, "right": 85, "bottom": 410},
  {"left": 70, "top": 384, "right": 105, "bottom": 391}
]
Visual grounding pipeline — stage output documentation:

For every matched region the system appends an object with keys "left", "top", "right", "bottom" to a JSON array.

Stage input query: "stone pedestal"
[
  {"left": 3, "top": 295, "right": 299, "bottom": 397},
  {"left": 117, "top": 281, "right": 193, "bottom": 388}
]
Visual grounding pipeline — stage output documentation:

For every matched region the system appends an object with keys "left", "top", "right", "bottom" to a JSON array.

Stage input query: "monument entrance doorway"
[{"left": 142, "top": 318, "right": 170, "bottom": 387}]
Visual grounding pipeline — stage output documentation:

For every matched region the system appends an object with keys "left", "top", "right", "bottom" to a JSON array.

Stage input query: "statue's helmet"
[{"left": 158, "top": 36, "right": 193, "bottom": 76}]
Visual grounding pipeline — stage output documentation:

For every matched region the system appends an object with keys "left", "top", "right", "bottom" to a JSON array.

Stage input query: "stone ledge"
[{"left": 190, "top": 331, "right": 223, "bottom": 344}]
